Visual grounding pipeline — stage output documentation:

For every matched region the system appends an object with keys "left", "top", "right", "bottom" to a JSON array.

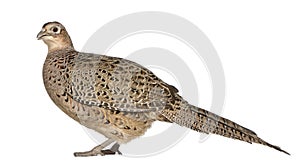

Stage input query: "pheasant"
[{"left": 37, "top": 21, "right": 289, "bottom": 156}]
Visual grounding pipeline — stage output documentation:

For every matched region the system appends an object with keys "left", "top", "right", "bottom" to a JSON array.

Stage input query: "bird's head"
[{"left": 37, "top": 21, "right": 74, "bottom": 52}]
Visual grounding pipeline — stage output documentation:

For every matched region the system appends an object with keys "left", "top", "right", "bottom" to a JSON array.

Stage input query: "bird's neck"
[
  {"left": 46, "top": 47, "right": 77, "bottom": 61},
  {"left": 45, "top": 36, "right": 74, "bottom": 53},
  {"left": 47, "top": 44, "right": 74, "bottom": 53}
]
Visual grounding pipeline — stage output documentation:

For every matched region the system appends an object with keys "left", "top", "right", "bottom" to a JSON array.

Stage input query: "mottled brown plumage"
[{"left": 37, "top": 21, "right": 289, "bottom": 156}]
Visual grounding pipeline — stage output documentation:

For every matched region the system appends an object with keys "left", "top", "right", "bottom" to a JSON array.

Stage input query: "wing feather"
[{"left": 67, "top": 53, "right": 178, "bottom": 113}]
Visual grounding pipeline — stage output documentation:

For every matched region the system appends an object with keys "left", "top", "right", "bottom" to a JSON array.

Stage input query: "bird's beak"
[{"left": 37, "top": 29, "right": 47, "bottom": 40}]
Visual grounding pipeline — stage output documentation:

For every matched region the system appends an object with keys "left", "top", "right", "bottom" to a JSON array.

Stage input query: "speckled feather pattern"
[{"left": 40, "top": 22, "right": 289, "bottom": 155}]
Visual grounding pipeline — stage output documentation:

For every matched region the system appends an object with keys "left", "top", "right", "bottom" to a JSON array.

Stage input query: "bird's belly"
[
  {"left": 45, "top": 87, "right": 154, "bottom": 143},
  {"left": 75, "top": 103, "right": 155, "bottom": 143}
]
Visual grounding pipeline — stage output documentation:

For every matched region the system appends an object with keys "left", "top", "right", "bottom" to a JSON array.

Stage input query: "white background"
[{"left": 0, "top": 0, "right": 299, "bottom": 164}]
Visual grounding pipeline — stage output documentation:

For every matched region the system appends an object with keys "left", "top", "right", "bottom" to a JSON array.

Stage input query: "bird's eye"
[{"left": 52, "top": 27, "right": 59, "bottom": 33}]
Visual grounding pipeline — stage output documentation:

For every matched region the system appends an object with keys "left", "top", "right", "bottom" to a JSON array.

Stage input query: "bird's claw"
[
  {"left": 74, "top": 147, "right": 122, "bottom": 157},
  {"left": 101, "top": 149, "right": 122, "bottom": 155}
]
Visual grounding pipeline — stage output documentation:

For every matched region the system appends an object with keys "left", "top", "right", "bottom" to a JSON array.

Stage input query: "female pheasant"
[{"left": 37, "top": 21, "right": 289, "bottom": 156}]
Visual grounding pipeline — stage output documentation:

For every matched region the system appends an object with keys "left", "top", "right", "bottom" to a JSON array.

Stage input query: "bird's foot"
[
  {"left": 74, "top": 146, "right": 105, "bottom": 157},
  {"left": 74, "top": 149, "right": 122, "bottom": 157},
  {"left": 100, "top": 143, "right": 122, "bottom": 155},
  {"left": 74, "top": 150, "right": 103, "bottom": 157},
  {"left": 101, "top": 149, "right": 122, "bottom": 155},
  {"left": 74, "top": 142, "right": 121, "bottom": 157}
]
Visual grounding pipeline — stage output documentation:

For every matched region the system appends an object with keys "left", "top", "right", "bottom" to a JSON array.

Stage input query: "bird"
[{"left": 37, "top": 21, "right": 289, "bottom": 156}]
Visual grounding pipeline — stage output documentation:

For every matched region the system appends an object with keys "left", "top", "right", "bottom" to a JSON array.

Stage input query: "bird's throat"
[{"left": 44, "top": 39, "right": 74, "bottom": 53}]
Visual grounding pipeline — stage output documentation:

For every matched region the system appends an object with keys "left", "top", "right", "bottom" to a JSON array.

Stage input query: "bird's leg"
[
  {"left": 101, "top": 143, "right": 122, "bottom": 155},
  {"left": 74, "top": 139, "right": 114, "bottom": 157}
]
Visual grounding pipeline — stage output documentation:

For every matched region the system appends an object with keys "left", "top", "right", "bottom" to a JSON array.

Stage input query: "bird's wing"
[{"left": 66, "top": 53, "right": 178, "bottom": 112}]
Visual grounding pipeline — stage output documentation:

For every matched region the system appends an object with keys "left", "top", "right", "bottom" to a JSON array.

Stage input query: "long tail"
[{"left": 161, "top": 99, "right": 290, "bottom": 155}]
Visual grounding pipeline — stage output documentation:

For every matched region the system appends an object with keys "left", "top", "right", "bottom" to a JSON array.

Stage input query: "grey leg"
[{"left": 74, "top": 139, "right": 114, "bottom": 157}]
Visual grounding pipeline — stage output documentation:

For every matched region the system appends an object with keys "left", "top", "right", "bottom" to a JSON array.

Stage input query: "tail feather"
[
  {"left": 258, "top": 138, "right": 290, "bottom": 155},
  {"left": 161, "top": 100, "right": 289, "bottom": 155}
]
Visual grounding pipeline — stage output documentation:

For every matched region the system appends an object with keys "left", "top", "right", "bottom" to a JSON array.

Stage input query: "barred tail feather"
[{"left": 161, "top": 101, "right": 289, "bottom": 155}]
